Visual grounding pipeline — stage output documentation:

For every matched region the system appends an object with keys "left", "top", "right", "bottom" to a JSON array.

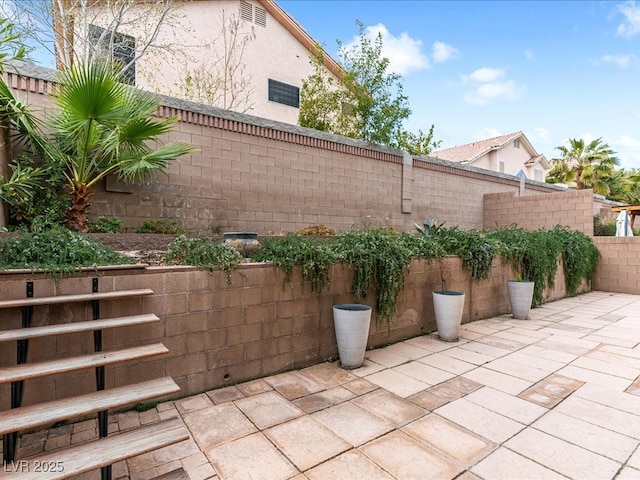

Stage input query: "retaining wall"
[{"left": 0, "top": 257, "right": 583, "bottom": 408}]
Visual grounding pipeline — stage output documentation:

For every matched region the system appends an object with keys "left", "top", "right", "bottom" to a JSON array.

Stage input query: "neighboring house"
[
  {"left": 69, "top": 0, "right": 343, "bottom": 126},
  {"left": 432, "top": 131, "right": 550, "bottom": 182}
]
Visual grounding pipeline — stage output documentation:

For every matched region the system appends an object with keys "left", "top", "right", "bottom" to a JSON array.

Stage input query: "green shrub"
[
  {"left": 166, "top": 235, "right": 242, "bottom": 284},
  {"left": 398, "top": 232, "right": 445, "bottom": 261},
  {"left": 435, "top": 226, "right": 499, "bottom": 281},
  {"left": 2, "top": 153, "right": 68, "bottom": 230},
  {"left": 136, "top": 219, "right": 187, "bottom": 234},
  {"left": 90, "top": 216, "right": 123, "bottom": 233},
  {"left": 252, "top": 235, "right": 340, "bottom": 291},
  {"left": 487, "top": 226, "right": 566, "bottom": 307},
  {"left": 0, "top": 225, "right": 131, "bottom": 275},
  {"left": 593, "top": 215, "right": 616, "bottom": 236},
  {"left": 552, "top": 225, "right": 600, "bottom": 295}
]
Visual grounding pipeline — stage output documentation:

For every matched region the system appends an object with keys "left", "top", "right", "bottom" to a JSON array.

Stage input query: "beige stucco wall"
[
  {"left": 471, "top": 140, "right": 545, "bottom": 180},
  {"left": 85, "top": 0, "right": 327, "bottom": 126}
]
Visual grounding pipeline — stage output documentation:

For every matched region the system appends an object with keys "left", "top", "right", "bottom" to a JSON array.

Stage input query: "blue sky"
[{"left": 279, "top": 0, "right": 640, "bottom": 169}]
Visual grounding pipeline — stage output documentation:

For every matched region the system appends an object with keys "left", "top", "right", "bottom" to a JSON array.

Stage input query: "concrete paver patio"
[{"left": 7, "top": 291, "right": 640, "bottom": 479}]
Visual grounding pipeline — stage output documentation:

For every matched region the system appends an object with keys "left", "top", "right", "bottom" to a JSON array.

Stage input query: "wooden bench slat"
[
  {"left": 0, "top": 289, "right": 154, "bottom": 310},
  {"left": 0, "top": 343, "right": 169, "bottom": 384},
  {"left": 0, "top": 418, "right": 189, "bottom": 480},
  {"left": 0, "top": 377, "right": 179, "bottom": 435},
  {"left": 0, "top": 314, "right": 160, "bottom": 343}
]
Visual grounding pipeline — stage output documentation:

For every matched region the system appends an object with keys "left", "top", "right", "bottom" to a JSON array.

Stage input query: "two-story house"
[
  {"left": 431, "top": 131, "right": 550, "bottom": 181},
  {"left": 62, "top": 0, "right": 342, "bottom": 126}
]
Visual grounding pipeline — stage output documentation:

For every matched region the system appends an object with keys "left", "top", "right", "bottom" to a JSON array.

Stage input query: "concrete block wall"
[
  {"left": 592, "top": 237, "right": 640, "bottom": 294},
  {"left": 483, "top": 189, "right": 595, "bottom": 235},
  {"left": 0, "top": 257, "right": 581, "bottom": 407},
  {"left": 3, "top": 64, "right": 569, "bottom": 236}
]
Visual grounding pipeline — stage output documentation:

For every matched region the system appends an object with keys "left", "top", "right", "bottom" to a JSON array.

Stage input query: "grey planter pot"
[
  {"left": 432, "top": 291, "right": 465, "bottom": 342},
  {"left": 333, "top": 304, "right": 372, "bottom": 369},
  {"left": 507, "top": 280, "right": 535, "bottom": 319}
]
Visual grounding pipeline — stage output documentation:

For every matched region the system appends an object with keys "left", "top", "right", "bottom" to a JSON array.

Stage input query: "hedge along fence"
[{"left": 0, "top": 256, "right": 586, "bottom": 407}]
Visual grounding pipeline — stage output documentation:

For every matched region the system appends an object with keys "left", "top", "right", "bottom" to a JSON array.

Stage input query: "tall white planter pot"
[
  {"left": 432, "top": 291, "right": 465, "bottom": 342},
  {"left": 507, "top": 280, "right": 535, "bottom": 319},
  {"left": 333, "top": 304, "right": 372, "bottom": 369}
]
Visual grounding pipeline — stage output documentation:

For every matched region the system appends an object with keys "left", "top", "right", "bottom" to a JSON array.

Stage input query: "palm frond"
[{"left": 116, "top": 143, "right": 195, "bottom": 183}]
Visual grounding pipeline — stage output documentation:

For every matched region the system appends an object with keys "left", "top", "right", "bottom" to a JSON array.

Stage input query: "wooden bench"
[
  {"left": 0, "top": 280, "right": 189, "bottom": 480},
  {"left": 0, "top": 289, "right": 154, "bottom": 310},
  {"left": 0, "top": 343, "right": 169, "bottom": 384},
  {"left": 0, "top": 313, "right": 159, "bottom": 343},
  {"left": 0, "top": 418, "right": 188, "bottom": 480}
]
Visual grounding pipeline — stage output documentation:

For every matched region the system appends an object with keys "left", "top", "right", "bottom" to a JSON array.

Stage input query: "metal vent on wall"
[
  {"left": 239, "top": 0, "right": 266, "bottom": 27},
  {"left": 240, "top": 0, "right": 252, "bottom": 22},
  {"left": 255, "top": 6, "right": 267, "bottom": 27}
]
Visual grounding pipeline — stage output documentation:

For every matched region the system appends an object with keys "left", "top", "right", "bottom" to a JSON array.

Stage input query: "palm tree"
[
  {"left": 49, "top": 62, "right": 195, "bottom": 232},
  {"left": 547, "top": 138, "right": 619, "bottom": 195},
  {"left": 0, "top": 17, "right": 48, "bottom": 227}
]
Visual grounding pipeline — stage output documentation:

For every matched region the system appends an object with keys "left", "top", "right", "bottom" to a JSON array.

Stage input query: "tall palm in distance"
[{"left": 547, "top": 138, "right": 619, "bottom": 195}]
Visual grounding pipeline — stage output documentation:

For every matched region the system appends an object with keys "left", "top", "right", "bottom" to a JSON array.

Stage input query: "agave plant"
[
  {"left": 414, "top": 216, "right": 445, "bottom": 237},
  {"left": 45, "top": 62, "right": 195, "bottom": 232}
]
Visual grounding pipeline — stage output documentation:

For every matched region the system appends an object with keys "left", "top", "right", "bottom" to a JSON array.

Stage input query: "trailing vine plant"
[
  {"left": 334, "top": 228, "right": 413, "bottom": 325},
  {"left": 551, "top": 225, "right": 600, "bottom": 295},
  {"left": 251, "top": 235, "right": 339, "bottom": 292},
  {"left": 487, "top": 225, "right": 565, "bottom": 307},
  {"left": 166, "top": 235, "right": 242, "bottom": 284},
  {"left": 428, "top": 225, "right": 499, "bottom": 281}
]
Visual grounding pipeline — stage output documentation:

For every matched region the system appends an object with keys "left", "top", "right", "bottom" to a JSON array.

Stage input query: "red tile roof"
[{"left": 432, "top": 131, "right": 523, "bottom": 164}]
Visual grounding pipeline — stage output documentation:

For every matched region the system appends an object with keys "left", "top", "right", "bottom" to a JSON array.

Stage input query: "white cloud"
[
  {"left": 600, "top": 53, "right": 635, "bottom": 68},
  {"left": 613, "top": 135, "right": 640, "bottom": 168},
  {"left": 617, "top": 1, "right": 640, "bottom": 37},
  {"left": 460, "top": 67, "right": 523, "bottom": 106},
  {"left": 432, "top": 41, "right": 459, "bottom": 63},
  {"left": 342, "top": 23, "right": 430, "bottom": 76},
  {"left": 462, "top": 67, "right": 505, "bottom": 83}
]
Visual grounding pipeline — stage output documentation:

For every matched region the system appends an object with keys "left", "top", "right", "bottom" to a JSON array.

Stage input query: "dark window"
[
  {"left": 89, "top": 24, "right": 136, "bottom": 85},
  {"left": 268, "top": 79, "right": 299, "bottom": 108}
]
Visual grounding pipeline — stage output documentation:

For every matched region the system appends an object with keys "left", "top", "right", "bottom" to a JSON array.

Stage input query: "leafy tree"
[
  {"left": 547, "top": 137, "right": 619, "bottom": 194},
  {"left": 299, "top": 22, "right": 440, "bottom": 155},
  {"left": 48, "top": 62, "right": 195, "bottom": 232}
]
